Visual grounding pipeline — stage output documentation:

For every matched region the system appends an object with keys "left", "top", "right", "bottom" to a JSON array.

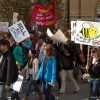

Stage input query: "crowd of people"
[{"left": 0, "top": 30, "right": 100, "bottom": 100}]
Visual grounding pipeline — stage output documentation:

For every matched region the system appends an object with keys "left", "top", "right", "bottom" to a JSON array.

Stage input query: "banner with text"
[
  {"left": 0, "top": 22, "right": 9, "bottom": 32},
  {"left": 9, "top": 21, "right": 30, "bottom": 43},
  {"left": 31, "top": 0, "right": 56, "bottom": 27},
  {"left": 75, "top": 21, "right": 100, "bottom": 46},
  {"left": 71, "top": 21, "right": 77, "bottom": 41}
]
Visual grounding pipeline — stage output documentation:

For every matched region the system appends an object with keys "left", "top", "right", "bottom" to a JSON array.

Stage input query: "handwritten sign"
[
  {"left": 9, "top": 21, "right": 30, "bottom": 42},
  {"left": 0, "top": 22, "right": 9, "bottom": 32},
  {"left": 71, "top": 21, "right": 77, "bottom": 41},
  {"left": 75, "top": 21, "right": 100, "bottom": 46},
  {"left": 31, "top": 0, "right": 56, "bottom": 27}
]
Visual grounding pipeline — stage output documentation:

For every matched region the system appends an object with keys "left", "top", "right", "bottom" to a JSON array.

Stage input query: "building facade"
[
  {"left": 70, "top": 0, "right": 99, "bottom": 21},
  {"left": 61, "top": 0, "right": 100, "bottom": 29},
  {"left": 0, "top": 0, "right": 100, "bottom": 29}
]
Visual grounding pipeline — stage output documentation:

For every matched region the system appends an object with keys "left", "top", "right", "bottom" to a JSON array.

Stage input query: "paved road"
[{"left": 7, "top": 80, "right": 89, "bottom": 100}]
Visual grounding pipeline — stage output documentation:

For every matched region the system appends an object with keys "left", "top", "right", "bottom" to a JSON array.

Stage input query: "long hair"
[
  {"left": 30, "top": 48, "right": 37, "bottom": 58},
  {"left": 91, "top": 47, "right": 100, "bottom": 58},
  {"left": 45, "top": 44, "right": 55, "bottom": 56},
  {"left": 0, "top": 39, "right": 10, "bottom": 49}
]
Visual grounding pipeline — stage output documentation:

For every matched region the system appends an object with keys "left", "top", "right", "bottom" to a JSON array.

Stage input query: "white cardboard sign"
[
  {"left": 11, "top": 75, "right": 24, "bottom": 92},
  {"left": 75, "top": 21, "right": 100, "bottom": 46},
  {"left": 0, "top": 22, "right": 9, "bottom": 32},
  {"left": 13, "top": 12, "right": 19, "bottom": 24},
  {"left": 9, "top": 21, "right": 30, "bottom": 42},
  {"left": 71, "top": 21, "right": 77, "bottom": 41},
  {"left": 47, "top": 28, "right": 68, "bottom": 43}
]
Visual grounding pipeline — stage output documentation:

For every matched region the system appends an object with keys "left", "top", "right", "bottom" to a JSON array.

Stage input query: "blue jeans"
[
  {"left": 90, "top": 79, "right": 100, "bottom": 100},
  {"left": 26, "top": 78, "right": 40, "bottom": 96},
  {"left": 0, "top": 84, "right": 7, "bottom": 100},
  {"left": 27, "top": 74, "right": 33, "bottom": 82},
  {"left": 41, "top": 81, "right": 55, "bottom": 100}
]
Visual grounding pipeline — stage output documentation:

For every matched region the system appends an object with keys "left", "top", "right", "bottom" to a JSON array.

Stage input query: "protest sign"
[
  {"left": 0, "top": 22, "right": 9, "bottom": 32},
  {"left": 47, "top": 28, "right": 68, "bottom": 43},
  {"left": 11, "top": 75, "right": 24, "bottom": 92},
  {"left": 75, "top": 21, "right": 100, "bottom": 46},
  {"left": 13, "top": 12, "right": 19, "bottom": 24},
  {"left": 31, "top": 0, "right": 56, "bottom": 27},
  {"left": 71, "top": 21, "right": 77, "bottom": 41},
  {"left": 9, "top": 21, "right": 30, "bottom": 42}
]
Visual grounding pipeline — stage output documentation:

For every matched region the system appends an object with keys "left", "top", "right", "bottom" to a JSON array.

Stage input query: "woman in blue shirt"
[{"left": 36, "top": 44, "right": 56, "bottom": 100}]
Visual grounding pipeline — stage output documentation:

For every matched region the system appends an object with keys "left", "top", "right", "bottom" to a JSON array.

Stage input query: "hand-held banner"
[
  {"left": 47, "top": 28, "right": 68, "bottom": 43},
  {"left": 31, "top": 0, "right": 56, "bottom": 27},
  {"left": 9, "top": 21, "right": 30, "bottom": 43},
  {"left": 75, "top": 21, "right": 100, "bottom": 46},
  {"left": 71, "top": 21, "right": 77, "bottom": 41},
  {"left": 0, "top": 22, "right": 9, "bottom": 32}
]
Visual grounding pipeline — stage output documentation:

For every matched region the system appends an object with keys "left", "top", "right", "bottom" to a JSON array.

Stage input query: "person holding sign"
[{"left": 85, "top": 47, "right": 100, "bottom": 100}]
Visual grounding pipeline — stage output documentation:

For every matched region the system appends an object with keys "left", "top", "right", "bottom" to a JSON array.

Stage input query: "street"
[{"left": 7, "top": 80, "right": 89, "bottom": 100}]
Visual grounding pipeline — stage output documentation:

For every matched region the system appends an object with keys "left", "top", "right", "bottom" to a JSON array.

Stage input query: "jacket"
[
  {"left": 13, "top": 45, "right": 23, "bottom": 66},
  {"left": 36, "top": 56, "right": 56, "bottom": 83},
  {"left": 22, "top": 58, "right": 39, "bottom": 80},
  {"left": 88, "top": 58, "right": 100, "bottom": 78},
  {"left": 0, "top": 51, "right": 16, "bottom": 85}
]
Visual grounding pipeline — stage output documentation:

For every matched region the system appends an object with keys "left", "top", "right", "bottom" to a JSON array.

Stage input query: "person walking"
[
  {"left": 59, "top": 41, "right": 80, "bottom": 94},
  {"left": 22, "top": 49, "right": 40, "bottom": 100},
  {"left": 0, "top": 39, "right": 18, "bottom": 100},
  {"left": 36, "top": 44, "right": 56, "bottom": 100},
  {"left": 86, "top": 47, "right": 100, "bottom": 100}
]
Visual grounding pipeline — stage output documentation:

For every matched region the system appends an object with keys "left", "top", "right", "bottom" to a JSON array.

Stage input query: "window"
[{"left": 96, "top": 1, "right": 100, "bottom": 18}]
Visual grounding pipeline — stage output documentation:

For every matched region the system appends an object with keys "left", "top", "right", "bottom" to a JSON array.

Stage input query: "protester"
[
  {"left": 22, "top": 49, "right": 40, "bottom": 100},
  {"left": 11, "top": 42, "right": 23, "bottom": 100},
  {"left": 0, "top": 32, "right": 3, "bottom": 40},
  {"left": 59, "top": 37, "right": 80, "bottom": 94},
  {"left": 0, "top": 39, "right": 18, "bottom": 100},
  {"left": 39, "top": 42, "right": 46, "bottom": 63},
  {"left": 9, "top": 36, "right": 16, "bottom": 52},
  {"left": 54, "top": 43, "right": 62, "bottom": 91},
  {"left": 36, "top": 44, "right": 56, "bottom": 100},
  {"left": 35, "top": 38, "right": 43, "bottom": 58},
  {"left": 22, "top": 38, "right": 32, "bottom": 69},
  {"left": 86, "top": 47, "right": 100, "bottom": 100},
  {"left": 30, "top": 32, "right": 37, "bottom": 49},
  {"left": 13, "top": 42, "right": 23, "bottom": 70}
]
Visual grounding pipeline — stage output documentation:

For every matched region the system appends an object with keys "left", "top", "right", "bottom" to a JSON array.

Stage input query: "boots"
[{"left": 22, "top": 96, "right": 28, "bottom": 100}]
